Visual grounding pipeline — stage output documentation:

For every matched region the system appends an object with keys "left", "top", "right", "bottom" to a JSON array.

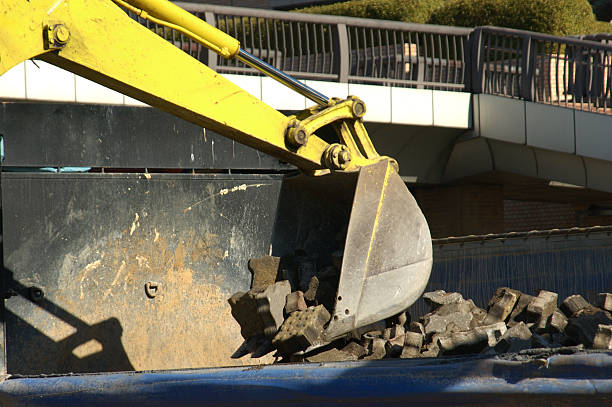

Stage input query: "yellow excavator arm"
[
  {"left": 0, "top": 0, "right": 388, "bottom": 173},
  {"left": 0, "top": 0, "right": 432, "bottom": 342}
]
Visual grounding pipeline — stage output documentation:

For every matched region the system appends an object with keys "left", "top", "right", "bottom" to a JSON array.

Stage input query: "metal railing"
[
  {"left": 131, "top": 3, "right": 612, "bottom": 114},
  {"left": 472, "top": 27, "right": 612, "bottom": 112}
]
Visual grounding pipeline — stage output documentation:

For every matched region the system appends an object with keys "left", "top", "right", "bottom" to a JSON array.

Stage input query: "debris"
[
  {"left": 423, "top": 290, "right": 464, "bottom": 308},
  {"left": 550, "top": 309, "right": 568, "bottom": 333},
  {"left": 255, "top": 280, "right": 291, "bottom": 337},
  {"left": 494, "top": 322, "right": 532, "bottom": 353},
  {"left": 285, "top": 291, "right": 307, "bottom": 315},
  {"left": 401, "top": 331, "right": 424, "bottom": 359},
  {"left": 593, "top": 325, "right": 612, "bottom": 350},
  {"left": 484, "top": 287, "right": 520, "bottom": 325},
  {"left": 397, "top": 312, "right": 409, "bottom": 326},
  {"left": 341, "top": 341, "right": 368, "bottom": 359},
  {"left": 598, "top": 293, "right": 612, "bottom": 312},
  {"left": 305, "top": 348, "right": 357, "bottom": 362},
  {"left": 386, "top": 334, "right": 405, "bottom": 358},
  {"left": 364, "top": 338, "right": 387, "bottom": 360},
  {"left": 438, "top": 322, "right": 506, "bottom": 353},
  {"left": 296, "top": 256, "right": 317, "bottom": 293},
  {"left": 507, "top": 293, "right": 535, "bottom": 327},
  {"left": 565, "top": 310, "right": 612, "bottom": 346},
  {"left": 408, "top": 321, "right": 426, "bottom": 336},
  {"left": 561, "top": 295, "right": 596, "bottom": 318},
  {"left": 527, "top": 290, "right": 558, "bottom": 331},
  {"left": 273, "top": 305, "right": 331, "bottom": 355},
  {"left": 303, "top": 276, "right": 319, "bottom": 303},
  {"left": 422, "top": 306, "right": 473, "bottom": 334},
  {"left": 248, "top": 255, "right": 281, "bottom": 290},
  {"left": 228, "top": 291, "right": 264, "bottom": 339},
  {"left": 466, "top": 300, "right": 487, "bottom": 327}
]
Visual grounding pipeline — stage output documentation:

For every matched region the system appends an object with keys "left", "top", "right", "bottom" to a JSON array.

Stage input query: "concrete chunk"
[
  {"left": 255, "top": 280, "right": 291, "bottom": 337},
  {"left": 303, "top": 276, "right": 319, "bottom": 303},
  {"left": 593, "top": 324, "right": 612, "bottom": 350},
  {"left": 566, "top": 311, "right": 612, "bottom": 347},
  {"left": 228, "top": 291, "right": 264, "bottom": 339},
  {"left": 273, "top": 305, "right": 331, "bottom": 355},
  {"left": 248, "top": 255, "right": 281, "bottom": 290},
  {"left": 561, "top": 295, "right": 593, "bottom": 317},
  {"left": 305, "top": 348, "right": 357, "bottom": 362},
  {"left": 364, "top": 338, "right": 386, "bottom": 360},
  {"left": 341, "top": 341, "right": 367, "bottom": 359},
  {"left": 439, "top": 322, "right": 507, "bottom": 353},
  {"left": 494, "top": 322, "right": 532, "bottom": 353},
  {"left": 423, "top": 290, "right": 464, "bottom": 308},
  {"left": 550, "top": 309, "right": 568, "bottom": 333},
  {"left": 527, "top": 290, "right": 558, "bottom": 330},
  {"left": 386, "top": 334, "right": 405, "bottom": 358},
  {"left": 597, "top": 293, "right": 612, "bottom": 312},
  {"left": 507, "top": 293, "right": 535, "bottom": 327},
  {"left": 485, "top": 288, "right": 519, "bottom": 325},
  {"left": 285, "top": 291, "right": 307, "bottom": 315},
  {"left": 423, "top": 309, "right": 473, "bottom": 334}
]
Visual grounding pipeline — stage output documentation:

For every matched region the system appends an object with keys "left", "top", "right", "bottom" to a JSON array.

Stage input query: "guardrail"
[{"left": 132, "top": 3, "right": 612, "bottom": 114}]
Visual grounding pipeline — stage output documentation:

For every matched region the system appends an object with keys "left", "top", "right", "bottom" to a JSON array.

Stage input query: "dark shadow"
[{"left": 3, "top": 269, "right": 134, "bottom": 375}]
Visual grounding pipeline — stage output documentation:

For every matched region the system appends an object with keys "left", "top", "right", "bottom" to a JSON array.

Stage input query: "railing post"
[
  {"left": 204, "top": 11, "right": 218, "bottom": 72},
  {"left": 468, "top": 27, "right": 483, "bottom": 93},
  {"left": 520, "top": 34, "right": 534, "bottom": 101},
  {"left": 333, "top": 23, "right": 349, "bottom": 83}
]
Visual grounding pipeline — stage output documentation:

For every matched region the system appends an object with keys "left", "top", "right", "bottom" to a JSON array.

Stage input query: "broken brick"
[
  {"left": 228, "top": 291, "right": 264, "bottom": 339},
  {"left": 527, "top": 290, "right": 558, "bottom": 331},
  {"left": 423, "top": 290, "right": 464, "bottom": 309},
  {"left": 566, "top": 310, "right": 612, "bottom": 346},
  {"left": 561, "top": 295, "right": 594, "bottom": 318},
  {"left": 341, "top": 341, "right": 367, "bottom": 359},
  {"left": 550, "top": 309, "right": 568, "bottom": 333},
  {"left": 285, "top": 291, "right": 307, "bottom": 315},
  {"left": 494, "top": 322, "right": 532, "bottom": 353},
  {"left": 597, "top": 293, "right": 612, "bottom": 312},
  {"left": 248, "top": 256, "right": 281, "bottom": 290},
  {"left": 438, "top": 322, "right": 507, "bottom": 354},
  {"left": 364, "top": 338, "right": 386, "bottom": 360},
  {"left": 303, "top": 276, "right": 319, "bottom": 303},
  {"left": 423, "top": 308, "right": 473, "bottom": 335},
  {"left": 386, "top": 334, "right": 405, "bottom": 357},
  {"left": 273, "top": 304, "right": 330, "bottom": 355},
  {"left": 484, "top": 287, "right": 520, "bottom": 325},
  {"left": 593, "top": 324, "right": 612, "bottom": 350},
  {"left": 256, "top": 280, "right": 291, "bottom": 337},
  {"left": 305, "top": 348, "right": 357, "bottom": 362},
  {"left": 507, "top": 293, "right": 535, "bottom": 327}
]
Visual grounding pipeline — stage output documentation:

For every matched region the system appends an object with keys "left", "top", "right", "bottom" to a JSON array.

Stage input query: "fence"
[{"left": 131, "top": 3, "right": 612, "bottom": 114}]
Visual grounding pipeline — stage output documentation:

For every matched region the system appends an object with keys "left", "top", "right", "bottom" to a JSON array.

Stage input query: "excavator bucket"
[
  {"left": 323, "top": 160, "right": 432, "bottom": 340},
  {"left": 273, "top": 159, "right": 432, "bottom": 341}
]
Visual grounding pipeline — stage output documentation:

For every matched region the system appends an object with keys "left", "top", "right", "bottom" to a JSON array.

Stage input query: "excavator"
[{"left": 0, "top": 0, "right": 431, "bottom": 351}]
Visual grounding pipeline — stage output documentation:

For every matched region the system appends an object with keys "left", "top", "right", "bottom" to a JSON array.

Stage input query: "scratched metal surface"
[
  {"left": 1, "top": 172, "right": 286, "bottom": 374},
  {"left": 1, "top": 171, "right": 356, "bottom": 375},
  {"left": 409, "top": 231, "right": 612, "bottom": 317},
  {"left": 0, "top": 352, "right": 610, "bottom": 406},
  {"left": 0, "top": 102, "right": 292, "bottom": 170}
]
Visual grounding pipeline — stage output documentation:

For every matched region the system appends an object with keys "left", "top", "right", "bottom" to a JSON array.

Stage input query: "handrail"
[{"left": 141, "top": 3, "right": 612, "bottom": 114}]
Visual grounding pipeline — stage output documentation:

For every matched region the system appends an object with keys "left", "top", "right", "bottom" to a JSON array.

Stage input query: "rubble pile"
[{"left": 229, "top": 254, "right": 612, "bottom": 362}]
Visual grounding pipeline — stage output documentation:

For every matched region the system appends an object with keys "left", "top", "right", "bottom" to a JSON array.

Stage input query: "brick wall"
[
  {"left": 413, "top": 186, "right": 612, "bottom": 238},
  {"left": 412, "top": 185, "right": 504, "bottom": 238},
  {"left": 503, "top": 200, "right": 575, "bottom": 232}
]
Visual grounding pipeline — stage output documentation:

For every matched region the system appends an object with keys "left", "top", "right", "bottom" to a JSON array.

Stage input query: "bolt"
[
  {"left": 286, "top": 127, "right": 308, "bottom": 148},
  {"left": 29, "top": 286, "right": 44, "bottom": 302},
  {"left": 338, "top": 150, "right": 351, "bottom": 164},
  {"left": 352, "top": 100, "right": 366, "bottom": 118},
  {"left": 52, "top": 25, "right": 70, "bottom": 45}
]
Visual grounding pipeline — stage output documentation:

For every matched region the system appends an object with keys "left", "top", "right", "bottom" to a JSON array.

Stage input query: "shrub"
[
  {"left": 430, "top": 0, "right": 600, "bottom": 36},
  {"left": 297, "top": 0, "right": 444, "bottom": 24}
]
